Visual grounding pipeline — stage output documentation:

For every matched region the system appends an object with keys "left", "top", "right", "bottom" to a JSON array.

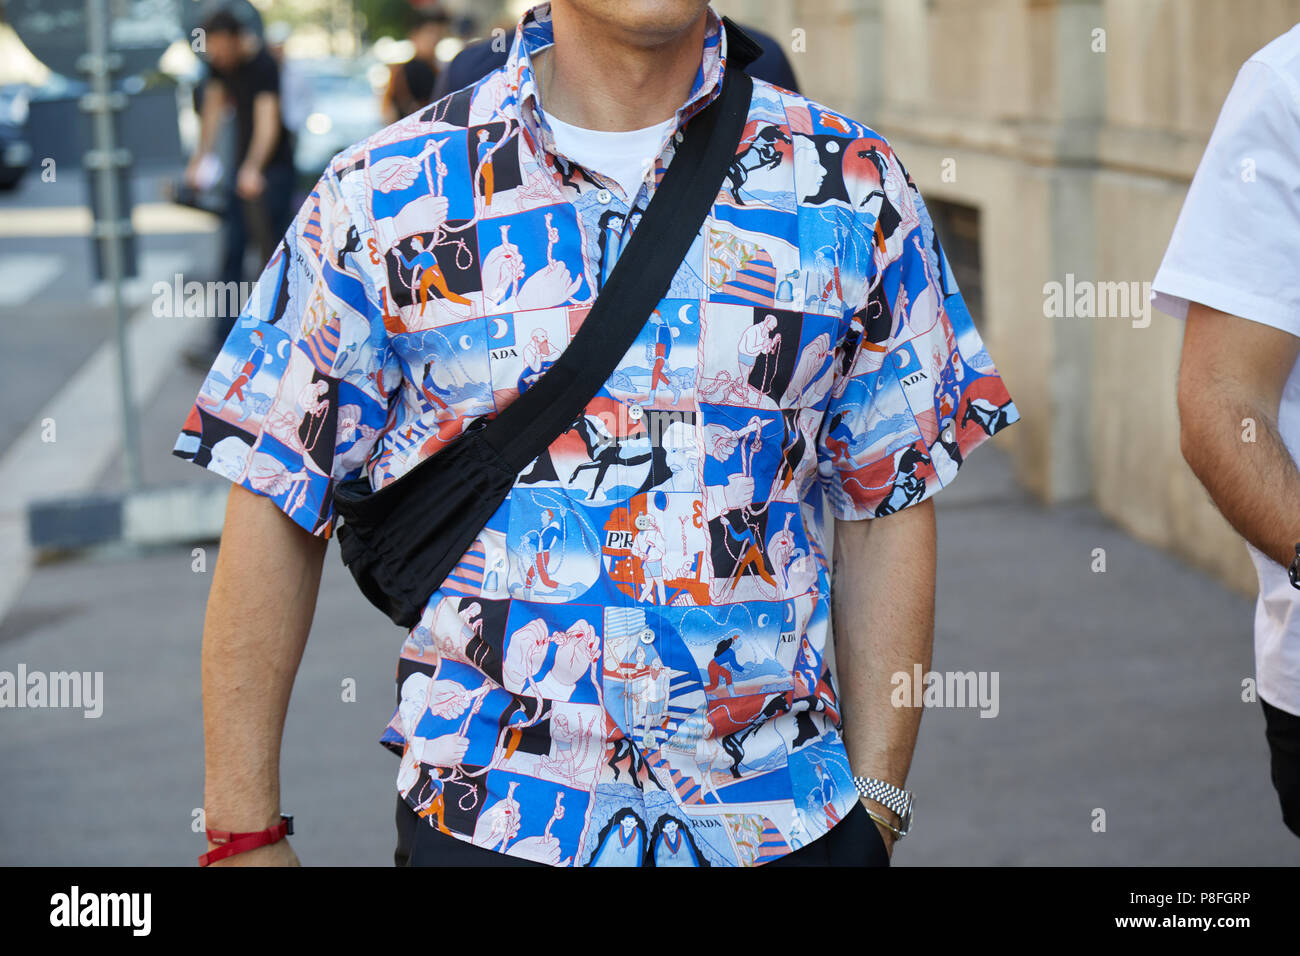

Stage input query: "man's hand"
[{"left": 236, "top": 162, "right": 266, "bottom": 200}]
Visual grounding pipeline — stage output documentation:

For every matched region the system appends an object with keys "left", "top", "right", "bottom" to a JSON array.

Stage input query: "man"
[
  {"left": 184, "top": 7, "right": 297, "bottom": 364},
  {"left": 1153, "top": 23, "right": 1300, "bottom": 839},
  {"left": 381, "top": 6, "right": 451, "bottom": 125},
  {"left": 176, "top": 0, "right": 1017, "bottom": 866}
]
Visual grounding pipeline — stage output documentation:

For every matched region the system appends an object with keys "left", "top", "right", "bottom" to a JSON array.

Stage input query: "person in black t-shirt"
[
  {"left": 185, "top": 8, "right": 299, "bottom": 361},
  {"left": 382, "top": 7, "right": 451, "bottom": 124}
]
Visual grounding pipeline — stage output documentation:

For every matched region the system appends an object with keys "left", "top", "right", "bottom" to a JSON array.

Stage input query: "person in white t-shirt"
[{"left": 1152, "top": 23, "right": 1300, "bottom": 839}]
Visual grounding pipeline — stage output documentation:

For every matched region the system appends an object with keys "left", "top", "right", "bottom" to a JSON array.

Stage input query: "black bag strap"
[{"left": 481, "top": 18, "right": 758, "bottom": 473}]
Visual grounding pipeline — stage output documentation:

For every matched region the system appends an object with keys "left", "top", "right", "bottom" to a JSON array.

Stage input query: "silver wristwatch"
[{"left": 852, "top": 775, "right": 914, "bottom": 837}]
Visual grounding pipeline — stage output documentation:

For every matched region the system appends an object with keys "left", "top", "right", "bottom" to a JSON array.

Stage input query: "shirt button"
[
  {"left": 674, "top": 130, "right": 684, "bottom": 143},
  {"left": 639, "top": 627, "right": 655, "bottom": 645},
  {"left": 635, "top": 514, "right": 651, "bottom": 531},
  {"left": 596, "top": 188, "right": 612, "bottom": 204},
  {"left": 628, "top": 403, "right": 644, "bottom": 421}
]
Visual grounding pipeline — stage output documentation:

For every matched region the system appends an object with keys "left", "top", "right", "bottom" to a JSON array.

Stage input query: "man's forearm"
[
  {"left": 196, "top": 81, "right": 223, "bottom": 158},
  {"left": 1180, "top": 386, "right": 1300, "bottom": 570},
  {"left": 1179, "top": 301, "right": 1300, "bottom": 570},
  {"left": 202, "top": 484, "right": 327, "bottom": 832},
  {"left": 242, "top": 93, "right": 281, "bottom": 172},
  {"left": 831, "top": 500, "right": 936, "bottom": 817}
]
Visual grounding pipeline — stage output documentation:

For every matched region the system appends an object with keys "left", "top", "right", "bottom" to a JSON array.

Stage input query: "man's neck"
[{"left": 535, "top": 7, "right": 709, "bottom": 132}]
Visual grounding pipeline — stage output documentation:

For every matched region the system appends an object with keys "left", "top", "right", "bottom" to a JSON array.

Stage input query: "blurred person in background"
[
  {"left": 184, "top": 7, "right": 297, "bottom": 366},
  {"left": 381, "top": 6, "right": 451, "bottom": 125},
  {"left": 1154, "top": 22, "right": 1300, "bottom": 840}
]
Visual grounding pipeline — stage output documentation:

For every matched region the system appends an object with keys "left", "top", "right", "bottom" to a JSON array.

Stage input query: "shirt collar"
[{"left": 504, "top": 1, "right": 728, "bottom": 164}]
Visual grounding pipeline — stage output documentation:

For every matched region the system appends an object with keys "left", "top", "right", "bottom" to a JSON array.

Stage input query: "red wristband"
[{"left": 199, "top": 814, "right": 294, "bottom": 867}]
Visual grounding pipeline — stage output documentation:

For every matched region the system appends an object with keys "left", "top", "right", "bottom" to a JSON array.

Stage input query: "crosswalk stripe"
[{"left": 0, "top": 254, "right": 62, "bottom": 306}]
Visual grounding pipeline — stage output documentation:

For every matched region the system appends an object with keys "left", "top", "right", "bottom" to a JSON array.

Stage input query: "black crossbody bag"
[{"left": 332, "top": 19, "right": 760, "bottom": 628}]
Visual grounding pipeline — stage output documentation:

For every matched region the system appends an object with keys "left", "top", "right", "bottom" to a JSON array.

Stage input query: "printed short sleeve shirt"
[{"left": 174, "top": 1, "right": 1018, "bottom": 866}]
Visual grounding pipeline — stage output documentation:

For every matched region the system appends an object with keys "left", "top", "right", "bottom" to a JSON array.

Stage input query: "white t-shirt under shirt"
[
  {"left": 1151, "top": 23, "right": 1300, "bottom": 716},
  {"left": 546, "top": 112, "right": 676, "bottom": 203}
]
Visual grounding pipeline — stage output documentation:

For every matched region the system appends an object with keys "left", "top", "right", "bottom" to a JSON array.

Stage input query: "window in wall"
[{"left": 925, "top": 198, "right": 984, "bottom": 332}]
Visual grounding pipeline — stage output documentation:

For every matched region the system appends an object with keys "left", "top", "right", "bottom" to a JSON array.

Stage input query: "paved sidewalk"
[{"left": 0, "top": 357, "right": 1295, "bottom": 865}]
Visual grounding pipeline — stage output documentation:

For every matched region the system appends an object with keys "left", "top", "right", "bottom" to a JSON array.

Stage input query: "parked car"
[
  {"left": 0, "top": 84, "right": 33, "bottom": 190},
  {"left": 291, "top": 58, "right": 386, "bottom": 187}
]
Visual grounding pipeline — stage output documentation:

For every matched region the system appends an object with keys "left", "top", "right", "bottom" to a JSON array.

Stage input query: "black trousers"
[
  {"left": 1261, "top": 697, "right": 1300, "bottom": 838},
  {"left": 394, "top": 793, "right": 891, "bottom": 867}
]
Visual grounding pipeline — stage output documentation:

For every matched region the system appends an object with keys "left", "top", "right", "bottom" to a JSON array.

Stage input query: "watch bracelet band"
[{"left": 852, "top": 776, "right": 913, "bottom": 837}]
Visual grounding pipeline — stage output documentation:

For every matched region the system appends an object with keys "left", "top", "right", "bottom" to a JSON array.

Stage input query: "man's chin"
[{"left": 555, "top": 0, "right": 710, "bottom": 46}]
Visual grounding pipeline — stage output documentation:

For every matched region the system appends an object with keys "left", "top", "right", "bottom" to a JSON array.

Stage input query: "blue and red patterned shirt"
[{"left": 175, "top": 1, "right": 1018, "bottom": 866}]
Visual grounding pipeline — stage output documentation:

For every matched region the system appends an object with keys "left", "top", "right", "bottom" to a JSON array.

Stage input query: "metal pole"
[{"left": 81, "top": 0, "right": 142, "bottom": 490}]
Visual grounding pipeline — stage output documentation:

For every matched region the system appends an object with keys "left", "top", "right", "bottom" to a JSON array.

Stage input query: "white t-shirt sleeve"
[{"left": 1151, "top": 59, "right": 1300, "bottom": 336}]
